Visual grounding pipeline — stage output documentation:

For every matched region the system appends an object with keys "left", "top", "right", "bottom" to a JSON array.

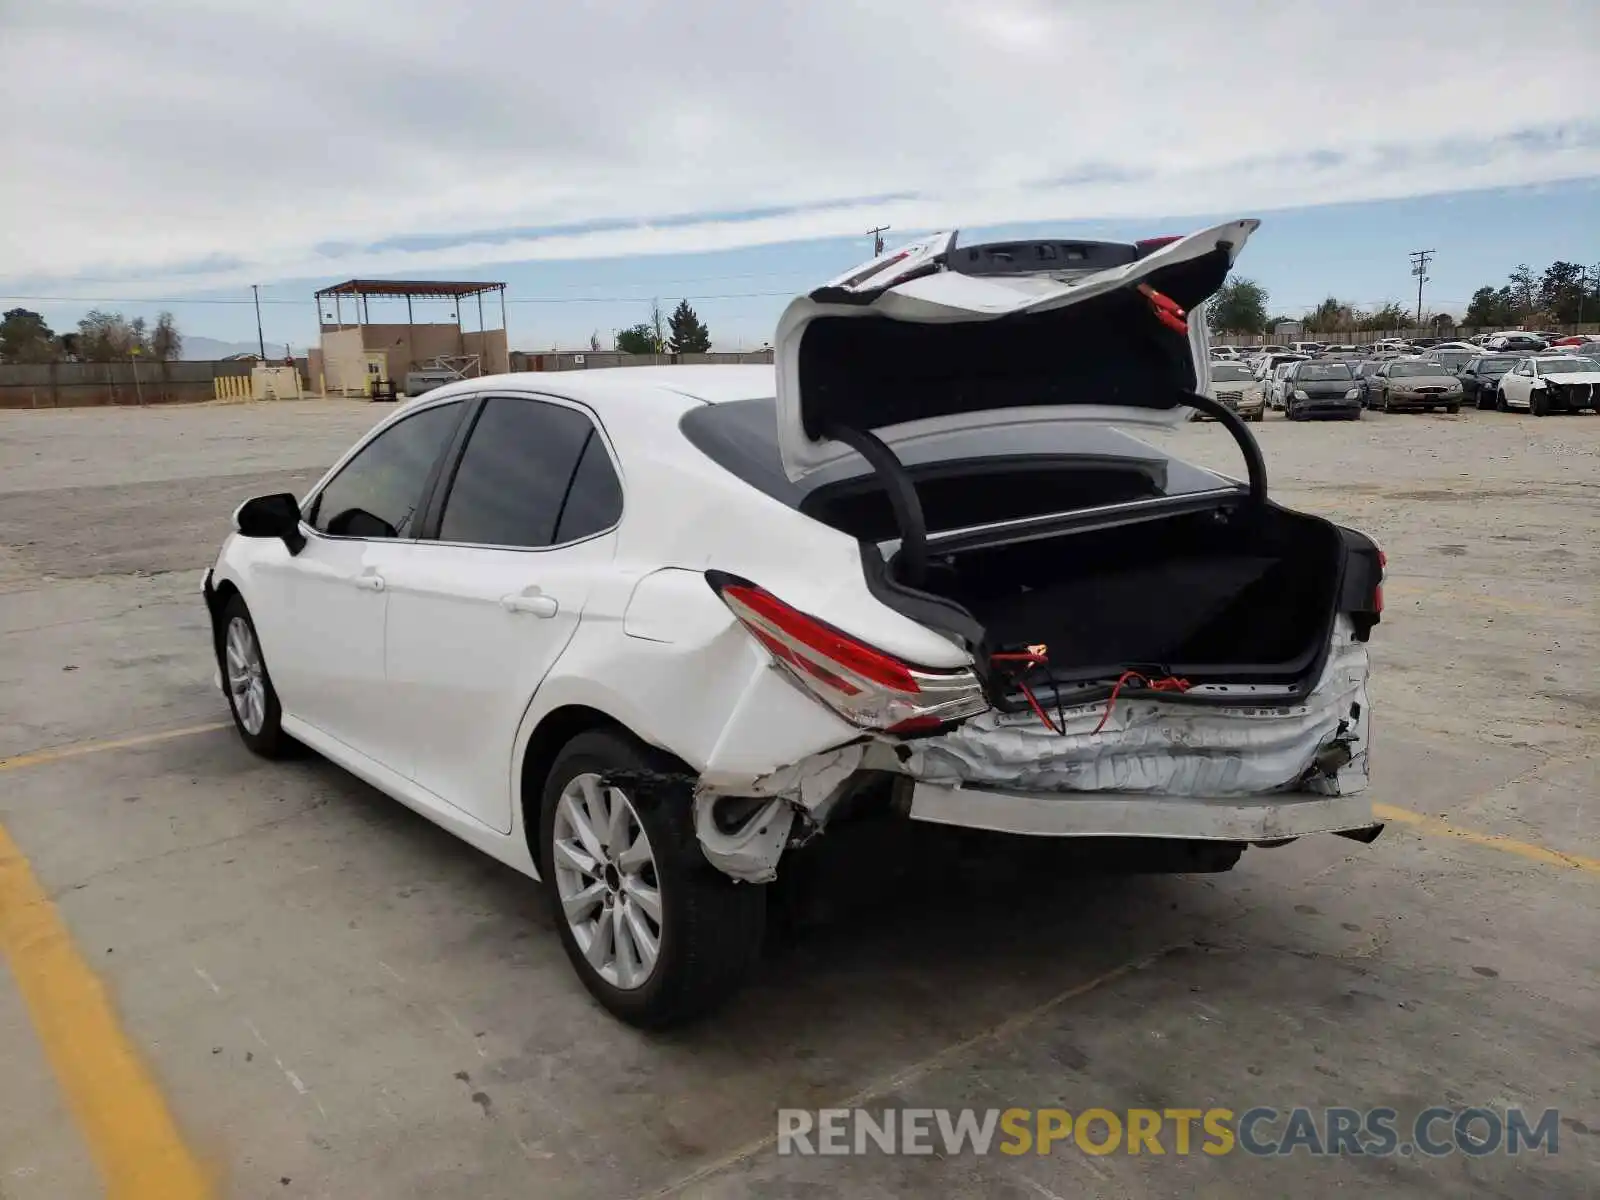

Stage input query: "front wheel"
[
  {"left": 1532, "top": 391, "right": 1548, "bottom": 417},
  {"left": 1495, "top": 387, "right": 1509, "bottom": 412},
  {"left": 539, "top": 729, "right": 766, "bottom": 1029},
  {"left": 217, "top": 595, "right": 292, "bottom": 758},
  {"left": 1446, "top": 403, "right": 1460, "bottom": 414}
]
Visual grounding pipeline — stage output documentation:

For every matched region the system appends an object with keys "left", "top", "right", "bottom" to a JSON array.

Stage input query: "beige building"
[{"left": 309, "top": 279, "right": 509, "bottom": 396}]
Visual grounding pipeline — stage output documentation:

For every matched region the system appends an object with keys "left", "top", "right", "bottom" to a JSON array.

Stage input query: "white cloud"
[{"left": 3, "top": 0, "right": 1598, "bottom": 295}]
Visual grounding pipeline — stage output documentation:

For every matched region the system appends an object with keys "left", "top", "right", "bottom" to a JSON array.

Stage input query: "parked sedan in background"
[
  {"left": 1486, "top": 332, "right": 1547, "bottom": 353},
  {"left": 1459, "top": 354, "right": 1521, "bottom": 409},
  {"left": 1352, "top": 359, "right": 1387, "bottom": 406},
  {"left": 1265, "top": 361, "right": 1299, "bottom": 409},
  {"left": 1496, "top": 355, "right": 1600, "bottom": 415},
  {"left": 1420, "top": 348, "right": 1476, "bottom": 375},
  {"left": 1283, "top": 360, "right": 1363, "bottom": 420},
  {"left": 1368, "top": 359, "right": 1463, "bottom": 413},
  {"left": 1206, "top": 362, "right": 1265, "bottom": 421}
]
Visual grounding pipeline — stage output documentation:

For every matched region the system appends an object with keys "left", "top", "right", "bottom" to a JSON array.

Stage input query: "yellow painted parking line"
[
  {"left": 0, "top": 821, "right": 213, "bottom": 1198},
  {"left": 0, "top": 723, "right": 230, "bottom": 774},
  {"left": 1373, "top": 803, "right": 1600, "bottom": 874}
]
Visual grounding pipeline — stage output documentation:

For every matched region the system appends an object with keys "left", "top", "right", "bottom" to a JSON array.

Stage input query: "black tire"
[
  {"left": 1532, "top": 391, "right": 1548, "bottom": 417},
  {"left": 217, "top": 594, "right": 292, "bottom": 759},
  {"left": 1476, "top": 390, "right": 1494, "bottom": 411},
  {"left": 1446, "top": 404, "right": 1460, "bottom": 414},
  {"left": 538, "top": 728, "right": 766, "bottom": 1029},
  {"left": 1382, "top": 391, "right": 1393, "bottom": 413},
  {"left": 1495, "top": 387, "right": 1508, "bottom": 412}
]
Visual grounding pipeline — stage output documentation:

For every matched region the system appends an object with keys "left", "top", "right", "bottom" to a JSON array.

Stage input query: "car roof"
[{"left": 410, "top": 364, "right": 777, "bottom": 411}]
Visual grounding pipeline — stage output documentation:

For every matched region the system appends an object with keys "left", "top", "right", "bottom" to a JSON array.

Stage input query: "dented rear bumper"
[
  {"left": 908, "top": 782, "right": 1376, "bottom": 841},
  {"left": 692, "top": 618, "right": 1376, "bottom": 882}
]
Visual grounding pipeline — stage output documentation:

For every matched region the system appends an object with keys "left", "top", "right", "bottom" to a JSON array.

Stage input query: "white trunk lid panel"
[{"left": 774, "top": 218, "right": 1260, "bottom": 481}]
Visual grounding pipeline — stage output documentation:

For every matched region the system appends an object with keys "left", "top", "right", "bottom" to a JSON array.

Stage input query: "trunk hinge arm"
[
  {"left": 819, "top": 421, "right": 929, "bottom": 587},
  {"left": 1182, "top": 390, "right": 1269, "bottom": 507}
]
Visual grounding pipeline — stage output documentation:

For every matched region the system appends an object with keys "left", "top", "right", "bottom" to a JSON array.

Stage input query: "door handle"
[
  {"left": 501, "top": 590, "right": 558, "bottom": 617},
  {"left": 352, "top": 572, "right": 385, "bottom": 592}
]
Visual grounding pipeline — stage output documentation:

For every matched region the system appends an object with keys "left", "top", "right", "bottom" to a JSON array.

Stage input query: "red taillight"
[
  {"left": 709, "top": 574, "right": 989, "bottom": 733},
  {"left": 720, "top": 583, "right": 918, "bottom": 694}
]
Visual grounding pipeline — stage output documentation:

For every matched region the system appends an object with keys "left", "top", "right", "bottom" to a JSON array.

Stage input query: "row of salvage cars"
[{"left": 203, "top": 220, "right": 1388, "bottom": 1027}]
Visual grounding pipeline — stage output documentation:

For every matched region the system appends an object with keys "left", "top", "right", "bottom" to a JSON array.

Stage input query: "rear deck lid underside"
[{"left": 773, "top": 219, "right": 1260, "bottom": 481}]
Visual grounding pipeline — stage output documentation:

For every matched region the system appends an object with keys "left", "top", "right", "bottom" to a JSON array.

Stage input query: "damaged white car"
[{"left": 203, "top": 219, "right": 1385, "bottom": 1028}]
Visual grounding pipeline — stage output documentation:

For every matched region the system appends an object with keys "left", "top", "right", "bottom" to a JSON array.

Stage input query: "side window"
[
  {"left": 308, "top": 401, "right": 463, "bottom": 538},
  {"left": 554, "top": 431, "right": 624, "bottom": 544},
  {"left": 438, "top": 397, "right": 618, "bottom": 548}
]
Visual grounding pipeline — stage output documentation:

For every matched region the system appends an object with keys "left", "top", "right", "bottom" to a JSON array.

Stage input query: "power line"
[
  {"left": 1409, "top": 248, "right": 1435, "bottom": 328},
  {"left": 0, "top": 289, "right": 800, "bottom": 306},
  {"left": 867, "top": 225, "right": 890, "bottom": 257}
]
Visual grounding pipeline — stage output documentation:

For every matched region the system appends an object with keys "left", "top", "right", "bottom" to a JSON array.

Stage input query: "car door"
[
  {"left": 380, "top": 394, "right": 625, "bottom": 832},
  {"left": 1502, "top": 360, "right": 1532, "bottom": 407},
  {"left": 249, "top": 398, "right": 468, "bottom": 763}
]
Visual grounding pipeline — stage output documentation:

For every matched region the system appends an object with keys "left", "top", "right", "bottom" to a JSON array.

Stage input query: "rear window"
[
  {"left": 679, "top": 398, "right": 1234, "bottom": 540},
  {"left": 1295, "top": 364, "right": 1353, "bottom": 381},
  {"left": 1387, "top": 362, "right": 1447, "bottom": 379},
  {"left": 1210, "top": 365, "right": 1254, "bottom": 382}
]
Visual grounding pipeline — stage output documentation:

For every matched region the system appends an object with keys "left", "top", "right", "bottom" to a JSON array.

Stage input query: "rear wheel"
[{"left": 539, "top": 729, "right": 766, "bottom": 1029}]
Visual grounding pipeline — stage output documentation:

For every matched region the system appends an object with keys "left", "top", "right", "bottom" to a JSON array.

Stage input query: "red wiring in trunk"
[
  {"left": 1093, "top": 671, "right": 1192, "bottom": 735},
  {"left": 990, "top": 650, "right": 1193, "bottom": 737}
]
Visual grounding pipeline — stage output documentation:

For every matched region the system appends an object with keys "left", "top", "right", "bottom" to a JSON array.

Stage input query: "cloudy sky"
[{"left": 3, "top": 0, "right": 1598, "bottom": 349}]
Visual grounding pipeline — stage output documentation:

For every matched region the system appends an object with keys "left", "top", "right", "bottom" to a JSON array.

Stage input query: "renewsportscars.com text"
[{"left": 777, "top": 1106, "right": 1562, "bottom": 1158}]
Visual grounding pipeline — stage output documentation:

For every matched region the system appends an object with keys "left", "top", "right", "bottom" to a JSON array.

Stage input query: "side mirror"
[{"left": 234, "top": 493, "right": 306, "bottom": 555}]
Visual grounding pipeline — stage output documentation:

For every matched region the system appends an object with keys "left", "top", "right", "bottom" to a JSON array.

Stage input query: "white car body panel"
[
  {"left": 1498, "top": 358, "right": 1600, "bottom": 409},
  {"left": 772, "top": 219, "right": 1259, "bottom": 480},
  {"left": 206, "top": 242, "right": 1377, "bottom": 895}
]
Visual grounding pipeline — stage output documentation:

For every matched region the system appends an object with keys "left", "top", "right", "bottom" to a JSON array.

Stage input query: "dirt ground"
[{"left": 0, "top": 397, "right": 1595, "bottom": 1199}]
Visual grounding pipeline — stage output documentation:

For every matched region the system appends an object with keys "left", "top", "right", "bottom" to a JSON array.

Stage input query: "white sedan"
[
  {"left": 204, "top": 221, "right": 1386, "bottom": 1027},
  {"left": 1496, "top": 355, "right": 1600, "bottom": 415}
]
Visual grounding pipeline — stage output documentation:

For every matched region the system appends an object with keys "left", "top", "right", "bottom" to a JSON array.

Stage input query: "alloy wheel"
[
  {"left": 552, "top": 773, "right": 663, "bottom": 990},
  {"left": 224, "top": 616, "right": 267, "bottom": 736}
]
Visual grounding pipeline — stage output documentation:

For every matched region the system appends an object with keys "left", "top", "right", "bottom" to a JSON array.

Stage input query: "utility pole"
[
  {"left": 252, "top": 284, "right": 267, "bottom": 360},
  {"left": 1409, "top": 249, "right": 1435, "bottom": 331},
  {"left": 868, "top": 225, "right": 890, "bottom": 257}
]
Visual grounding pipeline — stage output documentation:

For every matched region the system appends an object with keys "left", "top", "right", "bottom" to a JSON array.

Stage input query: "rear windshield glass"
[
  {"left": 1296, "top": 364, "right": 1353, "bottom": 381},
  {"left": 1210, "top": 365, "right": 1254, "bottom": 382},
  {"left": 678, "top": 398, "right": 1236, "bottom": 529},
  {"left": 1539, "top": 357, "right": 1598, "bottom": 375},
  {"left": 1387, "top": 362, "right": 1448, "bottom": 379},
  {"left": 1430, "top": 351, "right": 1473, "bottom": 370},
  {"left": 1477, "top": 357, "right": 1517, "bottom": 375}
]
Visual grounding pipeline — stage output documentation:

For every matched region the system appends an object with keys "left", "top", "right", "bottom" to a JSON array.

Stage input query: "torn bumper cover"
[{"left": 692, "top": 620, "right": 1376, "bottom": 881}]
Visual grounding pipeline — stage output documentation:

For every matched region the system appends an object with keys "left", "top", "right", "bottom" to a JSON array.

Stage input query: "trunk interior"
[{"left": 897, "top": 502, "right": 1345, "bottom": 689}]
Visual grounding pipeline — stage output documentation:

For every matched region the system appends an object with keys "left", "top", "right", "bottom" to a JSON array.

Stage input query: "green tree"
[
  {"left": 615, "top": 323, "right": 659, "bottom": 355},
  {"left": 150, "top": 311, "right": 182, "bottom": 361},
  {"left": 1206, "top": 278, "right": 1268, "bottom": 334},
  {"left": 76, "top": 310, "right": 138, "bottom": 360},
  {"left": 1538, "top": 262, "right": 1585, "bottom": 324},
  {"left": 1360, "top": 302, "right": 1411, "bottom": 333},
  {"left": 1507, "top": 264, "right": 1537, "bottom": 318},
  {"left": 1305, "top": 296, "right": 1354, "bottom": 333},
  {"left": 1463, "top": 286, "right": 1506, "bottom": 328},
  {"left": 0, "top": 308, "right": 56, "bottom": 362},
  {"left": 667, "top": 299, "right": 711, "bottom": 353}
]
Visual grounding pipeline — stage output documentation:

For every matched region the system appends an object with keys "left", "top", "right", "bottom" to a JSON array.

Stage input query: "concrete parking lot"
[{"left": 1, "top": 397, "right": 1596, "bottom": 1199}]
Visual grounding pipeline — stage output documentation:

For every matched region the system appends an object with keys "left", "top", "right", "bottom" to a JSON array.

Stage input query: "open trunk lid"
[{"left": 774, "top": 218, "right": 1260, "bottom": 481}]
